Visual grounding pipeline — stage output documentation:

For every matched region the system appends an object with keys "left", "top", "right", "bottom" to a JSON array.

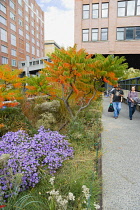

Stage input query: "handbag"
[{"left": 108, "top": 103, "right": 114, "bottom": 112}]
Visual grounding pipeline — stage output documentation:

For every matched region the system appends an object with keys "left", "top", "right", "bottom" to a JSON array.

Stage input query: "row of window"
[
  {"left": 1, "top": 16, "right": 42, "bottom": 37},
  {"left": 0, "top": 1, "right": 43, "bottom": 21},
  {"left": 1, "top": 45, "right": 16, "bottom": 56},
  {"left": 82, "top": 27, "right": 140, "bottom": 42},
  {"left": 1, "top": 57, "right": 17, "bottom": 66},
  {"left": 83, "top": 0, "right": 140, "bottom": 19},
  {"left": 0, "top": 28, "right": 43, "bottom": 49},
  {"left": 0, "top": 3, "right": 43, "bottom": 27}
]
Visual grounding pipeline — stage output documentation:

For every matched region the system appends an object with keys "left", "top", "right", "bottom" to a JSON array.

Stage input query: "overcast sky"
[{"left": 36, "top": 0, "right": 74, "bottom": 49}]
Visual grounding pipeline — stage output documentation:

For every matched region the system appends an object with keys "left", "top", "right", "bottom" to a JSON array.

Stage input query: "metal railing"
[{"left": 119, "top": 77, "right": 140, "bottom": 92}]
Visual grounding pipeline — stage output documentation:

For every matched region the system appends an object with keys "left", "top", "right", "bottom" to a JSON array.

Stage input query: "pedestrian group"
[{"left": 110, "top": 85, "right": 140, "bottom": 120}]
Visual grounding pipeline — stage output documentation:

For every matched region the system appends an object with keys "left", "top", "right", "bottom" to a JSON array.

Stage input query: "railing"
[{"left": 119, "top": 77, "right": 140, "bottom": 92}]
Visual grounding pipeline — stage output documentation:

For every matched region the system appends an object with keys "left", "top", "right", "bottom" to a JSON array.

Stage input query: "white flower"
[
  {"left": 82, "top": 185, "right": 91, "bottom": 200},
  {"left": 94, "top": 202, "right": 100, "bottom": 210},
  {"left": 49, "top": 176, "right": 55, "bottom": 185},
  {"left": 49, "top": 189, "right": 59, "bottom": 196},
  {"left": 68, "top": 192, "right": 75, "bottom": 201}
]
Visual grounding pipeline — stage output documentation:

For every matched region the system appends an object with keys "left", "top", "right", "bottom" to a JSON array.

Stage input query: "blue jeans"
[
  {"left": 113, "top": 102, "right": 121, "bottom": 118},
  {"left": 128, "top": 102, "right": 136, "bottom": 119}
]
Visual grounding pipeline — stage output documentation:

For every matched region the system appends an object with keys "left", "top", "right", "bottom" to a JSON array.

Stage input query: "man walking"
[{"left": 110, "top": 85, "right": 124, "bottom": 119}]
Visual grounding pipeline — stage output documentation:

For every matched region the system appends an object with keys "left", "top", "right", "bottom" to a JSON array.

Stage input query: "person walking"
[
  {"left": 110, "top": 85, "right": 124, "bottom": 119},
  {"left": 127, "top": 86, "right": 138, "bottom": 120}
]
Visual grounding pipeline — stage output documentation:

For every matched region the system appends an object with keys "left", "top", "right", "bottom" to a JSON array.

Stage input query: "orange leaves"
[
  {"left": 0, "top": 65, "right": 24, "bottom": 107},
  {"left": 0, "top": 123, "right": 5, "bottom": 128}
]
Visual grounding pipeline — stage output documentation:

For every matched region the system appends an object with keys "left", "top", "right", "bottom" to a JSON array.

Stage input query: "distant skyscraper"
[{"left": 0, "top": 0, "right": 44, "bottom": 68}]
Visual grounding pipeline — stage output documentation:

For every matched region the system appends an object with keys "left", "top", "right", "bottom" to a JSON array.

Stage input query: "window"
[
  {"left": 31, "top": 11, "right": 34, "bottom": 18},
  {"left": 0, "top": 16, "right": 7, "bottom": 25},
  {"left": 117, "top": 27, "right": 125, "bottom": 40},
  {"left": 25, "top": 24, "right": 29, "bottom": 30},
  {"left": 0, "top": 3, "right": 6, "bottom": 14},
  {"left": 19, "top": 29, "right": 23, "bottom": 36},
  {"left": 31, "top": 21, "right": 34, "bottom": 27},
  {"left": 22, "top": 63, "right": 25, "bottom": 66},
  {"left": 1, "top": 45, "right": 8, "bottom": 53},
  {"left": 0, "top": 28, "right": 7, "bottom": 42},
  {"left": 26, "top": 43, "right": 30, "bottom": 52},
  {"left": 126, "top": 27, "right": 134, "bottom": 40},
  {"left": 11, "top": 49, "right": 16, "bottom": 56},
  {"left": 11, "top": 34, "right": 16, "bottom": 46},
  {"left": 127, "top": 0, "right": 135, "bottom": 16},
  {"left": 2, "top": 57, "right": 8, "bottom": 64},
  {"left": 25, "top": 5, "right": 28, "bottom": 12},
  {"left": 92, "top": 28, "right": 98, "bottom": 41},
  {"left": 36, "top": 33, "right": 39, "bottom": 38},
  {"left": 18, "top": 19, "right": 23, "bottom": 26},
  {"left": 118, "top": 1, "right": 125, "bottom": 16},
  {"left": 25, "top": 16, "right": 29, "bottom": 22},
  {"left": 102, "top": 3, "right": 109, "bottom": 18},
  {"left": 18, "top": 0, "right": 22, "bottom": 6},
  {"left": 32, "top": 29, "right": 34, "bottom": 35},
  {"left": 10, "top": 23, "right": 16, "bottom": 31},
  {"left": 18, "top": 8, "right": 22, "bottom": 16},
  {"left": 31, "top": 3, "right": 34, "bottom": 10},
  {"left": 118, "top": 0, "right": 139, "bottom": 17},
  {"left": 10, "top": 1, "right": 15, "bottom": 9},
  {"left": 11, "top": 59, "right": 17, "bottom": 66},
  {"left": 83, "top": 4, "right": 90, "bottom": 19},
  {"left": 135, "top": 27, "right": 140, "bottom": 39},
  {"left": 82, "top": 29, "right": 89, "bottom": 42},
  {"left": 37, "top": 49, "right": 39, "bottom": 57},
  {"left": 26, "top": 33, "right": 29, "bottom": 40},
  {"left": 137, "top": 0, "right": 140, "bottom": 15},
  {"left": 101, "top": 28, "right": 108, "bottom": 40},
  {"left": 26, "top": 55, "right": 30, "bottom": 60},
  {"left": 10, "top": 12, "right": 16, "bottom": 20},
  {"left": 92, "top": 4, "right": 99, "bottom": 18},
  {"left": 37, "top": 41, "right": 39, "bottom": 46},
  {"left": 32, "top": 38, "right": 35, "bottom": 43},
  {"left": 117, "top": 27, "right": 140, "bottom": 40},
  {"left": 32, "top": 46, "right": 35, "bottom": 55}
]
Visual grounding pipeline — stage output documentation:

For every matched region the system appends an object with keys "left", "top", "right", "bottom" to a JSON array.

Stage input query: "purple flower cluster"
[{"left": 0, "top": 126, "right": 73, "bottom": 198}]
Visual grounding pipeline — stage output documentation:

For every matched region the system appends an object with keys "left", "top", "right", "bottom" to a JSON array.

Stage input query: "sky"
[{"left": 36, "top": 0, "right": 74, "bottom": 49}]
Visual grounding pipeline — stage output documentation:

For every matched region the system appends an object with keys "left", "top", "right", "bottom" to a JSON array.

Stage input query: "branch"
[{"left": 74, "top": 91, "right": 97, "bottom": 119}]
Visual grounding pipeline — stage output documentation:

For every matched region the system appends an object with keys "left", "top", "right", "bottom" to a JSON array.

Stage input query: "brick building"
[
  {"left": 74, "top": 0, "right": 140, "bottom": 68},
  {"left": 0, "top": 0, "right": 44, "bottom": 68}
]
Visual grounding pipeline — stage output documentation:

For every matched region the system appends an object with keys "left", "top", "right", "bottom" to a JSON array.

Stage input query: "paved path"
[{"left": 102, "top": 97, "right": 140, "bottom": 210}]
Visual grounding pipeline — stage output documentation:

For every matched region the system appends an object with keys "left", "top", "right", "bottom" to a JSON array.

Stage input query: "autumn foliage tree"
[
  {"left": 0, "top": 65, "right": 24, "bottom": 108},
  {"left": 26, "top": 45, "right": 128, "bottom": 119}
]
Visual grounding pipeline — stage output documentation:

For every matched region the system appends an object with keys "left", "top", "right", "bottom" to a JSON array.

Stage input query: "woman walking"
[{"left": 127, "top": 86, "right": 138, "bottom": 120}]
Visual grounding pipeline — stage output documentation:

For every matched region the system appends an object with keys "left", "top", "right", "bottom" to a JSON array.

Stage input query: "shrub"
[{"left": 0, "top": 127, "right": 73, "bottom": 199}]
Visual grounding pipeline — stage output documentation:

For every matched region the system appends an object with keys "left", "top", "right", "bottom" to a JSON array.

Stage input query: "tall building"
[
  {"left": 74, "top": 0, "right": 140, "bottom": 68},
  {"left": 0, "top": 0, "right": 44, "bottom": 68}
]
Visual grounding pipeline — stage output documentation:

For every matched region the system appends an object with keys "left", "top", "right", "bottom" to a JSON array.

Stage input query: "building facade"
[
  {"left": 44, "top": 40, "right": 60, "bottom": 55},
  {"left": 18, "top": 56, "right": 50, "bottom": 76},
  {"left": 0, "top": 0, "right": 44, "bottom": 68},
  {"left": 74, "top": 0, "right": 140, "bottom": 68}
]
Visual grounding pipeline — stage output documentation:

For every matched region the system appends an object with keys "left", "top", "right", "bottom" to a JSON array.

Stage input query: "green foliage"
[
  {"left": 4, "top": 98, "right": 102, "bottom": 210},
  {"left": 120, "top": 67, "right": 140, "bottom": 80},
  {"left": 0, "top": 106, "right": 36, "bottom": 137}
]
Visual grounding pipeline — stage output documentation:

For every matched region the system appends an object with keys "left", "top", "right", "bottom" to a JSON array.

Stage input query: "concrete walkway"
[{"left": 102, "top": 97, "right": 140, "bottom": 210}]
